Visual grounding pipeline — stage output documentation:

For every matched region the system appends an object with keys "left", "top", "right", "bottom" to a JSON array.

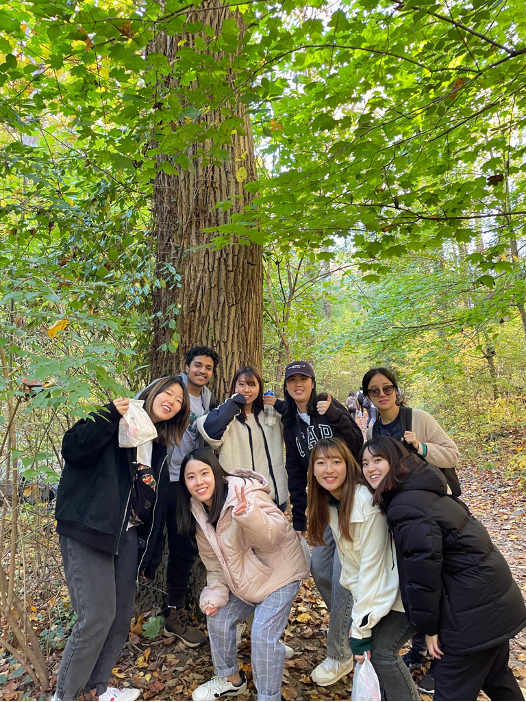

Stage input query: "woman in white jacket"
[
  {"left": 196, "top": 366, "right": 288, "bottom": 509},
  {"left": 307, "top": 437, "right": 419, "bottom": 700}
]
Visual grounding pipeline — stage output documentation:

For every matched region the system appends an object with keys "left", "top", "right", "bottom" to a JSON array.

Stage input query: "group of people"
[
  {"left": 346, "top": 388, "right": 377, "bottom": 428},
  {"left": 51, "top": 348, "right": 526, "bottom": 702}
]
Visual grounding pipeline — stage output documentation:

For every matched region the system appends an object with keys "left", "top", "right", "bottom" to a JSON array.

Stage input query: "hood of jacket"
[{"left": 382, "top": 454, "right": 448, "bottom": 509}]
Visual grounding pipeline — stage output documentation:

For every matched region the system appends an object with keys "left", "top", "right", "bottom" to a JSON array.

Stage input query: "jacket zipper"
[
  {"left": 116, "top": 488, "right": 132, "bottom": 556},
  {"left": 136, "top": 455, "right": 167, "bottom": 581}
]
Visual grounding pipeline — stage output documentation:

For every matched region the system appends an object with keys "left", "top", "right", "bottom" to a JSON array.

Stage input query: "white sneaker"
[
  {"left": 192, "top": 672, "right": 247, "bottom": 700},
  {"left": 311, "top": 656, "right": 354, "bottom": 686},
  {"left": 282, "top": 641, "right": 294, "bottom": 658},
  {"left": 99, "top": 688, "right": 141, "bottom": 701}
]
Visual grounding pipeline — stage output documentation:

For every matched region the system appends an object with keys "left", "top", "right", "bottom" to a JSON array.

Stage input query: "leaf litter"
[{"left": 0, "top": 416, "right": 524, "bottom": 700}]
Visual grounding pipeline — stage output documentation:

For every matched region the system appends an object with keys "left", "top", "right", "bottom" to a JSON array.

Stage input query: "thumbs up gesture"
[{"left": 317, "top": 393, "right": 332, "bottom": 416}]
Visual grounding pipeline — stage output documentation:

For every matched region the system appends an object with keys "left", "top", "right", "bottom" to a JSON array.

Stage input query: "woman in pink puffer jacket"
[{"left": 177, "top": 448, "right": 309, "bottom": 702}]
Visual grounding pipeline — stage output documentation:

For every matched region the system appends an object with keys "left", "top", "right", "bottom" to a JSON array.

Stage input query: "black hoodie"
[
  {"left": 280, "top": 395, "right": 363, "bottom": 532},
  {"left": 56, "top": 402, "right": 169, "bottom": 579},
  {"left": 384, "top": 457, "right": 526, "bottom": 654}
]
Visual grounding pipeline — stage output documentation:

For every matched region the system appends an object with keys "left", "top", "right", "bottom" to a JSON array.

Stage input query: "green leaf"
[{"left": 142, "top": 616, "right": 164, "bottom": 639}]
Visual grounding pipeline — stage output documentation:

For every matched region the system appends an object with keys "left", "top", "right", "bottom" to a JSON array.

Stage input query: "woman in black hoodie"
[
  {"left": 53, "top": 378, "right": 190, "bottom": 702},
  {"left": 360, "top": 435, "right": 526, "bottom": 701}
]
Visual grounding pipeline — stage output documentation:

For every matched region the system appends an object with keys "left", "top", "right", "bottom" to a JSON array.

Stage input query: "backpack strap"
[{"left": 399, "top": 406, "right": 412, "bottom": 434}]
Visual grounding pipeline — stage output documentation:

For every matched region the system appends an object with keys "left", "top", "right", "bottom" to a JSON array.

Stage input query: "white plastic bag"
[
  {"left": 357, "top": 410, "right": 363, "bottom": 417},
  {"left": 118, "top": 399, "right": 158, "bottom": 447},
  {"left": 351, "top": 656, "right": 381, "bottom": 701}
]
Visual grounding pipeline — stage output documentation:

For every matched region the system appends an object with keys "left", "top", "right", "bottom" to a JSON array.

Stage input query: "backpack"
[
  {"left": 372, "top": 406, "right": 461, "bottom": 497},
  {"left": 363, "top": 397, "right": 371, "bottom": 409},
  {"left": 357, "top": 390, "right": 364, "bottom": 404}
]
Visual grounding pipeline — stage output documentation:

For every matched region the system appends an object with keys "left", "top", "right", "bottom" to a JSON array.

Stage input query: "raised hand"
[
  {"left": 233, "top": 485, "right": 248, "bottom": 515},
  {"left": 316, "top": 393, "right": 332, "bottom": 416},
  {"left": 402, "top": 430, "right": 419, "bottom": 450},
  {"left": 113, "top": 398, "right": 130, "bottom": 416}
]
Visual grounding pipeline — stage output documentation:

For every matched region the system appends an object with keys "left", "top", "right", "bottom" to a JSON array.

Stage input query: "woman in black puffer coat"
[{"left": 360, "top": 435, "right": 526, "bottom": 702}]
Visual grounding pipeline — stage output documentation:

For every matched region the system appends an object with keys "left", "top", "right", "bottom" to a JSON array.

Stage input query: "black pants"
[
  {"left": 166, "top": 480, "right": 199, "bottom": 609},
  {"left": 434, "top": 640, "right": 523, "bottom": 701}
]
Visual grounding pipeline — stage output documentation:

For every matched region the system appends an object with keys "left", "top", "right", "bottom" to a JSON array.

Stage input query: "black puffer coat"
[{"left": 384, "top": 457, "right": 526, "bottom": 655}]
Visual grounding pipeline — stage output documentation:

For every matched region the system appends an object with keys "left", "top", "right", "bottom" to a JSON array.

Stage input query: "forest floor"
[{"left": 1, "top": 414, "right": 526, "bottom": 701}]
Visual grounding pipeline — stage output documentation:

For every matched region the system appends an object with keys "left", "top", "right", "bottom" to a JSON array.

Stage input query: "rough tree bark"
[
  {"left": 149, "top": 2, "right": 263, "bottom": 399},
  {"left": 137, "top": 2, "right": 263, "bottom": 614}
]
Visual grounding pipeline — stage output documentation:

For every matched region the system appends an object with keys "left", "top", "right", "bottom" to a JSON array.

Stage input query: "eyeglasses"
[{"left": 368, "top": 384, "right": 396, "bottom": 398}]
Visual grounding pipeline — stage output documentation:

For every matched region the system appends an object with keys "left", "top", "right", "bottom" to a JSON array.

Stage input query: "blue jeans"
[
  {"left": 311, "top": 526, "right": 353, "bottom": 661},
  {"left": 56, "top": 529, "right": 138, "bottom": 700}
]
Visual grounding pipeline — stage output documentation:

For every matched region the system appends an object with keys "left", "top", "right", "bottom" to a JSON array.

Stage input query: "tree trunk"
[
  {"left": 138, "top": 2, "right": 263, "bottom": 613},
  {"left": 149, "top": 3, "right": 263, "bottom": 399}
]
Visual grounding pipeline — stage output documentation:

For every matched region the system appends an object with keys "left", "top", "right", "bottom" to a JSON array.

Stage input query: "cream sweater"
[
  {"left": 330, "top": 485, "right": 404, "bottom": 641},
  {"left": 367, "top": 407, "right": 459, "bottom": 468},
  {"left": 196, "top": 408, "right": 288, "bottom": 506}
]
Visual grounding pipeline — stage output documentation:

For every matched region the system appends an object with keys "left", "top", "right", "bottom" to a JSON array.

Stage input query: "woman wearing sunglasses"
[{"left": 361, "top": 367, "right": 460, "bottom": 694}]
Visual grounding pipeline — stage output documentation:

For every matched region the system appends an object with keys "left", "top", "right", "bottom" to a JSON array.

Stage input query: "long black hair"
[
  {"left": 359, "top": 436, "right": 410, "bottom": 511},
  {"left": 281, "top": 376, "right": 318, "bottom": 427},
  {"left": 136, "top": 376, "right": 190, "bottom": 446},
  {"left": 176, "top": 448, "right": 229, "bottom": 536}
]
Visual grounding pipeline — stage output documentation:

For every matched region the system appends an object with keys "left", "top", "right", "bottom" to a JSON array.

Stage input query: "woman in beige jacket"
[{"left": 177, "top": 448, "right": 309, "bottom": 702}]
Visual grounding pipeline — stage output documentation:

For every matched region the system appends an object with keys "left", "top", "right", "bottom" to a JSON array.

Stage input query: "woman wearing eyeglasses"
[{"left": 361, "top": 367, "right": 460, "bottom": 695}]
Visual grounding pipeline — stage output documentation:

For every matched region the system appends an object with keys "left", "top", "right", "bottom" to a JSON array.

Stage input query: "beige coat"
[
  {"left": 192, "top": 470, "right": 309, "bottom": 612},
  {"left": 367, "top": 407, "right": 459, "bottom": 468},
  {"left": 330, "top": 485, "right": 404, "bottom": 642}
]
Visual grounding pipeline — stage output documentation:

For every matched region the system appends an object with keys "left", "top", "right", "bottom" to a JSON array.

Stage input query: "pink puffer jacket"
[{"left": 192, "top": 470, "right": 309, "bottom": 611}]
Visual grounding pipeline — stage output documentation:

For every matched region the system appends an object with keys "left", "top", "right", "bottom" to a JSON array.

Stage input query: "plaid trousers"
[{"left": 207, "top": 580, "right": 300, "bottom": 701}]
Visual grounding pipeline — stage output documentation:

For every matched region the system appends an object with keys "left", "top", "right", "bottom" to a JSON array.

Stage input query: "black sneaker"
[
  {"left": 402, "top": 648, "right": 422, "bottom": 670},
  {"left": 418, "top": 673, "right": 435, "bottom": 694}
]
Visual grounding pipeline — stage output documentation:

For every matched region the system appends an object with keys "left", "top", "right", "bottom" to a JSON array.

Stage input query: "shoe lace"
[{"left": 175, "top": 608, "right": 193, "bottom": 627}]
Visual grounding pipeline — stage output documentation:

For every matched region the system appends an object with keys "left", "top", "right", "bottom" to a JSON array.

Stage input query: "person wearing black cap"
[{"left": 277, "top": 361, "right": 364, "bottom": 687}]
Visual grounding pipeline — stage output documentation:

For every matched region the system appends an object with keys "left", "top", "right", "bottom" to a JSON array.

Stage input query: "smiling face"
[
  {"left": 367, "top": 373, "right": 398, "bottom": 413},
  {"left": 313, "top": 449, "right": 347, "bottom": 500},
  {"left": 234, "top": 373, "right": 260, "bottom": 407},
  {"left": 186, "top": 355, "right": 215, "bottom": 390},
  {"left": 149, "top": 382, "right": 184, "bottom": 424},
  {"left": 286, "top": 373, "right": 315, "bottom": 406},
  {"left": 362, "top": 448, "right": 391, "bottom": 490},
  {"left": 184, "top": 459, "right": 216, "bottom": 507}
]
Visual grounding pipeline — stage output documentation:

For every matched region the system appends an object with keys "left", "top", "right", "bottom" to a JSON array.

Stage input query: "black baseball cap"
[{"left": 284, "top": 361, "right": 315, "bottom": 381}]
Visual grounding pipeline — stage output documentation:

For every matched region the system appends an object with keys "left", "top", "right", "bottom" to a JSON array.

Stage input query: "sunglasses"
[{"left": 368, "top": 384, "right": 396, "bottom": 398}]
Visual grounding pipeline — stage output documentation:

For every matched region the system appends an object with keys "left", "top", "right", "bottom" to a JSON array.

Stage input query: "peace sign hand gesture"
[
  {"left": 233, "top": 485, "right": 248, "bottom": 516},
  {"left": 316, "top": 393, "right": 332, "bottom": 416}
]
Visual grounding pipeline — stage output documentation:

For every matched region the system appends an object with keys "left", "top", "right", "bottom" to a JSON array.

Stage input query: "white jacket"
[
  {"left": 330, "top": 484, "right": 404, "bottom": 642},
  {"left": 196, "top": 399, "right": 288, "bottom": 506}
]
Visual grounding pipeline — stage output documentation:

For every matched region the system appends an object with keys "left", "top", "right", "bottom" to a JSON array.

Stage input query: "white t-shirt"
[
  {"left": 169, "top": 393, "right": 205, "bottom": 481},
  {"left": 298, "top": 411, "right": 311, "bottom": 426}
]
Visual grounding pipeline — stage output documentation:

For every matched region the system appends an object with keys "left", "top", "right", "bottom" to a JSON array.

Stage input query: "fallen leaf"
[
  {"left": 281, "top": 684, "right": 297, "bottom": 700},
  {"left": 296, "top": 613, "right": 311, "bottom": 623}
]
